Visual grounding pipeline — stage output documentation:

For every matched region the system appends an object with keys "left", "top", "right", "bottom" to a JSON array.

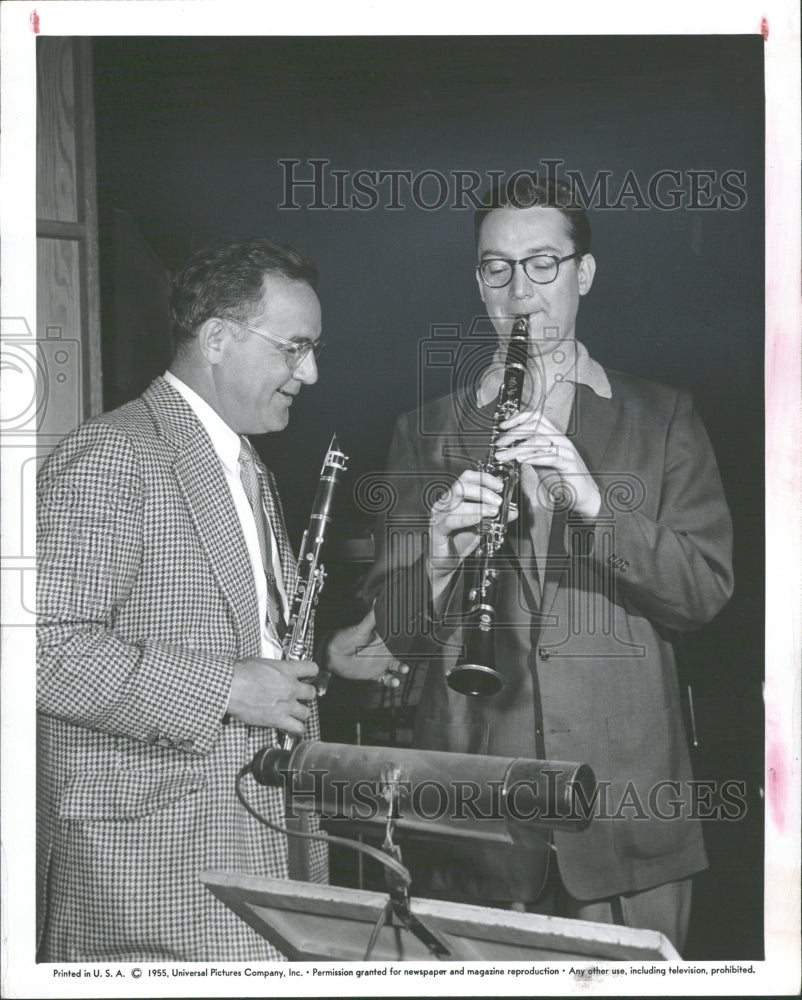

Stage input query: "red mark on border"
[
  {"left": 766, "top": 741, "right": 787, "bottom": 831},
  {"left": 760, "top": 16, "right": 769, "bottom": 41},
  {"left": 30, "top": 9, "right": 40, "bottom": 33}
]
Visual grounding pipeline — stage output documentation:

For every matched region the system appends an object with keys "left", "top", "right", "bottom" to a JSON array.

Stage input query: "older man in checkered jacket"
[{"left": 37, "top": 239, "right": 388, "bottom": 962}]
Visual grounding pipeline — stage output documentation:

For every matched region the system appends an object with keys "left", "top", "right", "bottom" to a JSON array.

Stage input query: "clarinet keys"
[
  {"left": 447, "top": 317, "right": 529, "bottom": 697},
  {"left": 280, "top": 434, "right": 348, "bottom": 749}
]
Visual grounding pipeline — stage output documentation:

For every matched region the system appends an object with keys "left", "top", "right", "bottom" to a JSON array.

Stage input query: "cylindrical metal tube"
[{"left": 250, "top": 740, "right": 595, "bottom": 843}]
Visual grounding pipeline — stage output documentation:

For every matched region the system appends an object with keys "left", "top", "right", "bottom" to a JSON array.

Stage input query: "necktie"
[{"left": 238, "top": 438, "right": 285, "bottom": 642}]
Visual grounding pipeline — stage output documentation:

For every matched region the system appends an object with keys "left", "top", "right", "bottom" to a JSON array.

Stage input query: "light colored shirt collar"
[
  {"left": 163, "top": 370, "right": 242, "bottom": 474},
  {"left": 564, "top": 340, "right": 611, "bottom": 398},
  {"left": 476, "top": 338, "right": 611, "bottom": 408}
]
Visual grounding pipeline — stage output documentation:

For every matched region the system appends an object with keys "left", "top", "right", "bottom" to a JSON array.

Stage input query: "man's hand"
[
  {"left": 324, "top": 607, "right": 409, "bottom": 688},
  {"left": 494, "top": 411, "right": 601, "bottom": 519},
  {"left": 427, "top": 468, "right": 519, "bottom": 608},
  {"left": 226, "top": 657, "right": 319, "bottom": 735},
  {"left": 430, "top": 468, "right": 518, "bottom": 563}
]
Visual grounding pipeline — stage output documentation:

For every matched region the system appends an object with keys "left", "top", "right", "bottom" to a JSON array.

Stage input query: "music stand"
[{"left": 201, "top": 871, "right": 680, "bottom": 961}]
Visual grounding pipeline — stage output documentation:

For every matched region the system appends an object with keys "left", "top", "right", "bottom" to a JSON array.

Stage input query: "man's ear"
[
  {"left": 197, "top": 317, "right": 229, "bottom": 364},
  {"left": 578, "top": 253, "right": 596, "bottom": 296}
]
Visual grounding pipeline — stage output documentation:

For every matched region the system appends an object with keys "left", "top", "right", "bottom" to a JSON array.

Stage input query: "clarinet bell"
[
  {"left": 447, "top": 607, "right": 504, "bottom": 695},
  {"left": 446, "top": 662, "right": 503, "bottom": 696}
]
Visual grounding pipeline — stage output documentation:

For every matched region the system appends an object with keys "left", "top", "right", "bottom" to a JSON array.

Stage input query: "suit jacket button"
[
  {"left": 538, "top": 647, "right": 550, "bottom": 661},
  {"left": 155, "top": 737, "right": 172, "bottom": 749}
]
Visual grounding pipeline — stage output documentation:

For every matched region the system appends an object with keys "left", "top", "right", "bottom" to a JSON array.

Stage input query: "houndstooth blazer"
[{"left": 37, "top": 376, "right": 327, "bottom": 962}]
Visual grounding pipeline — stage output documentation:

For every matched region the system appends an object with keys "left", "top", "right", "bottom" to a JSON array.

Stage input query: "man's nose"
[
  {"left": 294, "top": 349, "right": 318, "bottom": 385},
  {"left": 508, "top": 261, "right": 537, "bottom": 301}
]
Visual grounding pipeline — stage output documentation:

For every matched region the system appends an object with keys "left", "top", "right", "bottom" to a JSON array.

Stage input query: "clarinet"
[
  {"left": 281, "top": 433, "right": 348, "bottom": 751},
  {"left": 446, "top": 317, "right": 529, "bottom": 697}
]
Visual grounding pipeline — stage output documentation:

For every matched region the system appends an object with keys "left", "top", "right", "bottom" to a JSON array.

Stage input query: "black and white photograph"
[{"left": 1, "top": 1, "right": 799, "bottom": 996}]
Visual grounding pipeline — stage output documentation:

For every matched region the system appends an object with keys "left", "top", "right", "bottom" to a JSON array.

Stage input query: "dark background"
[{"left": 92, "top": 35, "right": 765, "bottom": 959}]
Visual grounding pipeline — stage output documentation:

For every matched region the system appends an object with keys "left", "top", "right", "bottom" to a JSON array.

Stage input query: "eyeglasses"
[
  {"left": 225, "top": 317, "right": 324, "bottom": 370},
  {"left": 477, "top": 252, "right": 581, "bottom": 288}
]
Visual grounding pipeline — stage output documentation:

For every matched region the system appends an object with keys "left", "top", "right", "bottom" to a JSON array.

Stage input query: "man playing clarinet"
[{"left": 366, "top": 176, "right": 734, "bottom": 954}]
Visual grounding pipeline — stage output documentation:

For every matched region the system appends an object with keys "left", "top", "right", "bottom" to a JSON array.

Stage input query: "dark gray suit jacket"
[{"left": 367, "top": 369, "right": 733, "bottom": 902}]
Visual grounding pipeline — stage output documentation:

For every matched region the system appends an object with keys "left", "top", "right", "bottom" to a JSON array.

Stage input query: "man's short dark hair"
[
  {"left": 474, "top": 176, "right": 591, "bottom": 257},
  {"left": 170, "top": 238, "right": 318, "bottom": 353}
]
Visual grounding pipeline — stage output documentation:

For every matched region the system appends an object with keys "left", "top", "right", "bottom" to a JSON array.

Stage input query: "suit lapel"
[
  {"left": 539, "top": 381, "right": 619, "bottom": 619},
  {"left": 143, "top": 378, "right": 261, "bottom": 653},
  {"left": 446, "top": 388, "right": 495, "bottom": 468}
]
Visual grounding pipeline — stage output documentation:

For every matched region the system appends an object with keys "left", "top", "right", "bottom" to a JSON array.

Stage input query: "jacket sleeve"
[
  {"left": 579, "top": 388, "right": 734, "bottom": 631},
  {"left": 37, "top": 421, "right": 233, "bottom": 754},
  {"left": 363, "top": 413, "right": 465, "bottom": 661}
]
